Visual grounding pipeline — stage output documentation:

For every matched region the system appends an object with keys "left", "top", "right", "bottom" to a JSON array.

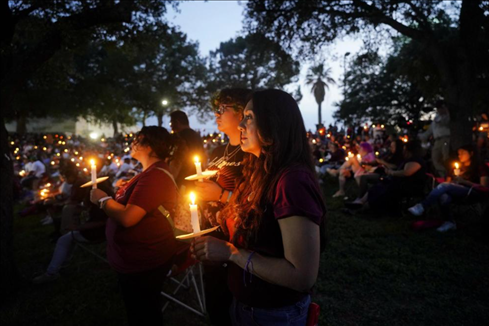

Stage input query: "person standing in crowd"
[
  {"left": 194, "top": 88, "right": 251, "bottom": 326},
  {"left": 409, "top": 144, "right": 489, "bottom": 232},
  {"left": 419, "top": 100, "right": 451, "bottom": 177},
  {"left": 90, "top": 126, "right": 179, "bottom": 326},
  {"left": 192, "top": 89, "right": 326, "bottom": 325},
  {"left": 169, "top": 110, "right": 206, "bottom": 187}
]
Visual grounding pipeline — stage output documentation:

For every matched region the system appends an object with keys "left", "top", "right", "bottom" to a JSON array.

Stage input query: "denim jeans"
[
  {"left": 230, "top": 294, "right": 311, "bottom": 326},
  {"left": 421, "top": 182, "right": 472, "bottom": 221},
  {"left": 47, "top": 230, "right": 89, "bottom": 275}
]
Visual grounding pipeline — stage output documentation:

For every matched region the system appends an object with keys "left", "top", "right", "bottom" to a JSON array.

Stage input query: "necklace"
[{"left": 223, "top": 143, "right": 241, "bottom": 161}]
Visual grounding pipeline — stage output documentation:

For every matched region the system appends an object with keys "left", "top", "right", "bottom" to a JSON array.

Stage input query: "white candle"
[
  {"left": 90, "top": 159, "right": 97, "bottom": 189},
  {"left": 189, "top": 192, "right": 200, "bottom": 233},
  {"left": 454, "top": 162, "right": 460, "bottom": 177},
  {"left": 194, "top": 156, "right": 203, "bottom": 182}
]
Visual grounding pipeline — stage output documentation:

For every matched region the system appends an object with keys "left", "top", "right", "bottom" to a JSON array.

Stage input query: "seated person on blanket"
[
  {"left": 33, "top": 178, "right": 114, "bottom": 284},
  {"left": 328, "top": 142, "right": 376, "bottom": 198},
  {"left": 408, "top": 144, "right": 489, "bottom": 232}
]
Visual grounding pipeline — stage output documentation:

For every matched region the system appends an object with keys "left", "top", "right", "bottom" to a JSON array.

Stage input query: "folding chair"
[{"left": 161, "top": 242, "right": 207, "bottom": 317}]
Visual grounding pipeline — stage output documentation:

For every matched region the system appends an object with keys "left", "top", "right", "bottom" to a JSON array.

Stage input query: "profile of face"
[
  {"left": 215, "top": 104, "right": 242, "bottom": 135},
  {"left": 130, "top": 136, "right": 150, "bottom": 161},
  {"left": 458, "top": 148, "right": 471, "bottom": 164},
  {"left": 359, "top": 147, "right": 367, "bottom": 157},
  {"left": 238, "top": 101, "right": 262, "bottom": 157},
  {"left": 390, "top": 141, "right": 396, "bottom": 153}
]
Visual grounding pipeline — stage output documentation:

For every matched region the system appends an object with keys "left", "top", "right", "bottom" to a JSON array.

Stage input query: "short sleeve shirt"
[
  {"left": 227, "top": 166, "right": 326, "bottom": 308},
  {"left": 105, "top": 161, "right": 178, "bottom": 274}
]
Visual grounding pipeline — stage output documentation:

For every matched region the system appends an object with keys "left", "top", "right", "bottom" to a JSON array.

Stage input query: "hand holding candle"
[
  {"left": 194, "top": 155, "right": 203, "bottom": 182},
  {"left": 189, "top": 192, "right": 201, "bottom": 233},
  {"left": 454, "top": 162, "right": 460, "bottom": 177},
  {"left": 90, "top": 159, "right": 97, "bottom": 189}
]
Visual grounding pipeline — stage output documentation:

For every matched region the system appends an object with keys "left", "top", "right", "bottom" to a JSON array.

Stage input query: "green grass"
[{"left": 2, "top": 179, "right": 489, "bottom": 326}]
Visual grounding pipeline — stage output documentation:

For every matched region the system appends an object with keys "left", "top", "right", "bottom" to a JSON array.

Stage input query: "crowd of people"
[{"left": 9, "top": 93, "right": 488, "bottom": 325}]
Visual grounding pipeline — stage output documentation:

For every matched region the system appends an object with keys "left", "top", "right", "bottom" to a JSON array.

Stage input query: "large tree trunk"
[
  {"left": 0, "top": 117, "right": 20, "bottom": 304},
  {"left": 112, "top": 119, "right": 119, "bottom": 138},
  {"left": 157, "top": 111, "right": 163, "bottom": 128},
  {"left": 16, "top": 112, "right": 27, "bottom": 134}
]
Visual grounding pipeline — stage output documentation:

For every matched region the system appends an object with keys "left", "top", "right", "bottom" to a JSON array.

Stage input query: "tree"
[
  {"left": 245, "top": 0, "right": 489, "bottom": 147},
  {"left": 209, "top": 33, "right": 300, "bottom": 91},
  {"left": 0, "top": 0, "right": 173, "bottom": 302},
  {"left": 334, "top": 49, "right": 435, "bottom": 127},
  {"left": 306, "top": 64, "right": 336, "bottom": 127}
]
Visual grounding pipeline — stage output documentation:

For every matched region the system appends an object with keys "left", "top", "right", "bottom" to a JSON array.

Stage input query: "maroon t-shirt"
[
  {"left": 106, "top": 161, "right": 178, "bottom": 274},
  {"left": 227, "top": 166, "right": 326, "bottom": 308}
]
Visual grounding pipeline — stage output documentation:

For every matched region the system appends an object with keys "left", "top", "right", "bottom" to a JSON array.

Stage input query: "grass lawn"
[{"left": 2, "top": 177, "right": 489, "bottom": 326}]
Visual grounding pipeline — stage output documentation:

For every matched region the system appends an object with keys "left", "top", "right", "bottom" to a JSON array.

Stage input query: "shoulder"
[{"left": 276, "top": 166, "right": 318, "bottom": 190}]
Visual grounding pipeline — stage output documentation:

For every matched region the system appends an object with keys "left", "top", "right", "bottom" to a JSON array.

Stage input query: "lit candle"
[
  {"left": 90, "top": 159, "right": 97, "bottom": 189},
  {"left": 357, "top": 154, "right": 361, "bottom": 161},
  {"left": 189, "top": 192, "right": 200, "bottom": 234},
  {"left": 194, "top": 156, "right": 203, "bottom": 182},
  {"left": 454, "top": 162, "right": 460, "bottom": 176}
]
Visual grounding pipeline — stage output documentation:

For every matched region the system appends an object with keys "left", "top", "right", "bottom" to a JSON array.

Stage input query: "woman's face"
[
  {"left": 238, "top": 101, "right": 262, "bottom": 157},
  {"left": 215, "top": 104, "right": 242, "bottom": 135},
  {"left": 359, "top": 147, "right": 367, "bottom": 156},
  {"left": 130, "top": 136, "right": 150, "bottom": 161},
  {"left": 390, "top": 141, "right": 396, "bottom": 153},
  {"left": 458, "top": 149, "right": 471, "bottom": 164}
]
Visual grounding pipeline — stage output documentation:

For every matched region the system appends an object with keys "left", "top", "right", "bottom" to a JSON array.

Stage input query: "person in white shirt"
[{"left": 419, "top": 100, "right": 451, "bottom": 177}]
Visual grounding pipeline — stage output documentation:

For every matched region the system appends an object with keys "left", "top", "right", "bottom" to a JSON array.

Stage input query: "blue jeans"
[
  {"left": 230, "top": 294, "right": 311, "bottom": 326},
  {"left": 421, "top": 182, "right": 472, "bottom": 221}
]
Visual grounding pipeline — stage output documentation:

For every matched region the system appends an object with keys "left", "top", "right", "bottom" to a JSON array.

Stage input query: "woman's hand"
[
  {"left": 90, "top": 189, "right": 108, "bottom": 205},
  {"left": 191, "top": 236, "right": 236, "bottom": 262},
  {"left": 194, "top": 180, "right": 222, "bottom": 202}
]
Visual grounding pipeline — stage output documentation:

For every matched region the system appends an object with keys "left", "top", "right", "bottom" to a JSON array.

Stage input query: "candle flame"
[
  {"left": 90, "top": 159, "right": 95, "bottom": 166},
  {"left": 454, "top": 162, "right": 459, "bottom": 169},
  {"left": 194, "top": 156, "right": 200, "bottom": 164},
  {"left": 189, "top": 192, "right": 196, "bottom": 205}
]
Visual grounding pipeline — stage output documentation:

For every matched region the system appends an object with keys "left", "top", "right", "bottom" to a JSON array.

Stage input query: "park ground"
[{"left": 1, "top": 177, "right": 488, "bottom": 326}]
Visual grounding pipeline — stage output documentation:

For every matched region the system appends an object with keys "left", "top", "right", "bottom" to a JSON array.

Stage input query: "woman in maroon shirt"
[
  {"left": 192, "top": 89, "right": 326, "bottom": 325},
  {"left": 90, "top": 126, "right": 178, "bottom": 326}
]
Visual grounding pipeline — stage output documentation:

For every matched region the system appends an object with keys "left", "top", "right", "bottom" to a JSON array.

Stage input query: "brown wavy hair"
[{"left": 221, "top": 89, "right": 322, "bottom": 246}]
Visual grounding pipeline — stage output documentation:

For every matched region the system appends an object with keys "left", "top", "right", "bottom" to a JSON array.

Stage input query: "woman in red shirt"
[
  {"left": 90, "top": 126, "right": 178, "bottom": 326},
  {"left": 192, "top": 89, "right": 326, "bottom": 325}
]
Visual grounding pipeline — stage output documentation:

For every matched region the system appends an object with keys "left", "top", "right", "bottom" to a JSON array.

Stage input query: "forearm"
[
  {"left": 230, "top": 247, "right": 317, "bottom": 292},
  {"left": 103, "top": 199, "right": 131, "bottom": 226}
]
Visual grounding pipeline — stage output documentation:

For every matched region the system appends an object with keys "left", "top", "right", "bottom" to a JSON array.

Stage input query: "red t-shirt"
[
  {"left": 227, "top": 166, "right": 326, "bottom": 308},
  {"left": 106, "top": 161, "right": 178, "bottom": 274}
]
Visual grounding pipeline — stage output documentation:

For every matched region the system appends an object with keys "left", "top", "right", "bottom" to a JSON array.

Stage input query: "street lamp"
[{"left": 161, "top": 99, "right": 168, "bottom": 106}]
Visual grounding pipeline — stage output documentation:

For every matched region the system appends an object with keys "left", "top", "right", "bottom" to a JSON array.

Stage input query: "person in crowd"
[
  {"left": 99, "top": 158, "right": 118, "bottom": 178},
  {"left": 318, "top": 141, "right": 345, "bottom": 175},
  {"left": 408, "top": 144, "right": 489, "bottom": 232},
  {"left": 192, "top": 89, "right": 326, "bottom": 325},
  {"left": 169, "top": 110, "right": 206, "bottom": 187},
  {"left": 418, "top": 100, "right": 450, "bottom": 177},
  {"left": 20, "top": 154, "right": 46, "bottom": 189},
  {"left": 350, "top": 139, "right": 404, "bottom": 204},
  {"left": 90, "top": 126, "right": 179, "bottom": 326},
  {"left": 328, "top": 142, "right": 376, "bottom": 198},
  {"left": 194, "top": 88, "right": 251, "bottom": 326},
  {"left": 33, "top": 179, "right": 113, "bottom": 284},
  {"left": 115, "top": 157, "right": 133, "bottom": 178},
  {"left": 364, "top": 140, "right": 427, "bottom": 213}
]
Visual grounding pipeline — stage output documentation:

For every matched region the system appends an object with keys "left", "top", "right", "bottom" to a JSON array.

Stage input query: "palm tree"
[{"left": 306, "top": 64, "right": 336, "bottom": 127}]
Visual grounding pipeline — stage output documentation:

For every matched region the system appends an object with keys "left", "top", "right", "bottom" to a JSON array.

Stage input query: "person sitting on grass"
[
  {"left": 350, "top": 139, "right": 404, "bottom": 205},
  {"left": 33, "top": 179, "right": 113, "bottom": 284},
  {"left": 358, "top": 140, "right": 426, "bottom": 213},
  {"left": 408, "top": 144, "right": 489, "bottom": 232},
  {"left": 328, "top": 142, "right": 376, "bottom": 198}
]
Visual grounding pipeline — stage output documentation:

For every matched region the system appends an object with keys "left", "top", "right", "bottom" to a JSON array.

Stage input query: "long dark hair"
[{"left": 223, "top": 89, "right": 321, "bottom": 244}]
